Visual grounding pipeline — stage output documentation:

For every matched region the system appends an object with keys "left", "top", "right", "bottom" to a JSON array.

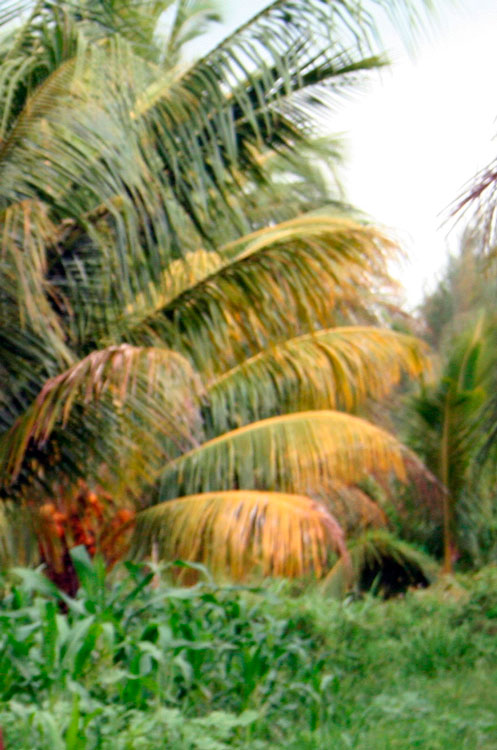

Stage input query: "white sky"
[
  {"left": 333, "top": 0, "right": 497, "bottom": 308},
  {"left": 198, "top": 0, "right": 497, "bottom": 309}
]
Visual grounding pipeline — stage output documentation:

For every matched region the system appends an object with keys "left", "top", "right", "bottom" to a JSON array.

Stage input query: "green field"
[{"left": 1, "top": 551, "right": 496, "bottom": 749}]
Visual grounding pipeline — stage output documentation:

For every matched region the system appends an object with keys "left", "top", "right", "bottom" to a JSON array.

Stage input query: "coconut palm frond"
[
  {"left": 318, "top": 481, "right": 388, "bottom": 535},
  {"left": 117, "top": 248, "right": 223, "bottom": 332},
  {"left": 449, "top": 156, "right": 497, "bottom": 259},
  {"left": 0, "top": 501, "right": 38, "bottom": 568},
  {"left": 158, "top": 410, "right": 410, "bottom": 502},
  {"left": 131, "top": 489, "right": 348, "bottom": 579},
  {"left": 408, "top": 318, "right": 489, "bottom": 570},
  {"left": 0, "top": 2, "right": 398, "bottom": 329},
  {"left": 0, "top": 1, "right": 437, "bottom": 577},
  {"left": 322, "top": 529, "right": 437, "bottom": 598},
  {"left": 410, "top": 319, "right": 487, "bottom": 500},
  {"left": 0, "top": 200, "right": 70, "bottom": 349},
  {"left": 0, "top": 1, "right": 35, "bottom": 29},
  {"left": 135, "top": 1, "right": 397, "bottom": 236},
  {"left": 0, "top": 344, "right": 203, "bottom": 483},
  {"left": 160, "top": 0, "right": 221, "bottom": 65},
  {"left": 207, "top": 326, "right": 429, "bottom": 430},
  {"left": 117, "top": 216, "right": 396, "bottom": 367}
]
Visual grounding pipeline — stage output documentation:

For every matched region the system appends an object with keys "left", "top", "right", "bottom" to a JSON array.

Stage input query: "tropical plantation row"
[{"left": 1, "top": 1, "right": 497, "bottom": 747}]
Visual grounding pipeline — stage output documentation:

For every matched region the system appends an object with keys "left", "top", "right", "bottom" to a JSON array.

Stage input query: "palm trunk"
[
  {"left": 442, "top": 491, "right": 454, "bottom": 574},
  {"left": 441, "top": 399, "right": 454, "bottom": 574}
]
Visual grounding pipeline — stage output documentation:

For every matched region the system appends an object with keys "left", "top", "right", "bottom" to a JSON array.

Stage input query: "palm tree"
[
  {"left": 408, "top": 319, "right": 491, "bottom": 571},
  {"left": 0, "top": 0, "right": 435, "bottom": 582}
]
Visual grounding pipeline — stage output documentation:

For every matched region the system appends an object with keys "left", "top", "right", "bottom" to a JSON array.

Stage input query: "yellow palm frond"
[
  {"left": 131, "top": 490, "right": 348, "bottom": 579},
  {"left": 207, "top": 326, "right": 430, "bottom": 429},
  {"left": 0, "top": 502, "right": 38, "bottom": 568},
  {"left": 0, "top": 200, "right": 70, "bottom": 354},
  {"left": 122, "top": 249, "right": 223, "bottom": 327},
  {"left": 159, "top": 410, "right": 410, "bottom": 502}
]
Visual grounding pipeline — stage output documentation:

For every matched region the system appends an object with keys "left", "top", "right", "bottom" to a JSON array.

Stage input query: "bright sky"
[{"left": 201, "top": 0, "right": 497, "bottom": 309}]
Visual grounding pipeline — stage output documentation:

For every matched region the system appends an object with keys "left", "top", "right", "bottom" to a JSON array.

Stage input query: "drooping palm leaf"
[
  {"left": 321, "top": 529, "right": 437, "bottom": 597},
  {"left": 131, "top": 489, "right": 348, "bottom": 579},
  {"left": 0, "top": 344, "right": 203, "bottom": 482},
  {"left": 317, "top": 480, "right": 388, "bottom": 534},
  {"left": 158, "top": 410, "right": 411, "bottom": 502},
  {"left": 0, "top": 501, "right": 38, "bottom": 568},
  {"left": 0, "top": 1, "right": 437, "bottom": 581},
  {"left": 116, "top": 215, "right": 396, "bottom": 369},
  {"left": 0, "top": 0, "right": 424, "bottom": 356},
  {"left": 450, "top": 156, "right": 497, "bottom": 259},
  {"left": 207, "top": 326, "right": 429, "bottom": 430},
  {"left": 0, "top": 200, "right": 70, "bottom": 349}
]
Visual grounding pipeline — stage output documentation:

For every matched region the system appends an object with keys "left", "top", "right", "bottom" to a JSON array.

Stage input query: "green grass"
[{"left": 1, "top": 550, "right": 497, "bottom": 749}]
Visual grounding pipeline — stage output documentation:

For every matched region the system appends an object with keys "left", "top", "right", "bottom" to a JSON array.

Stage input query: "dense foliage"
[
  {"left": 407, "top": 233, "right": 497, "bottom": 569},
  {"left": 0, "top": 552, "right": 497, "bottom": 749},
  {"left": 0, "top": 0, "right": 437, "bottom": 582}
]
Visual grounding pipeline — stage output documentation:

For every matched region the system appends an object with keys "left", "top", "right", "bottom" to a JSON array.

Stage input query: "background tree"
[{"left": 407, "top": 235, "right": 497, "bottom": 570}]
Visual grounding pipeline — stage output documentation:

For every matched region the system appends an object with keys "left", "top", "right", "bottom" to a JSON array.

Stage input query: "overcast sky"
[
  {"left": 196, "top": 1, "right": 497, "bottom": 308},
  {"left": 332, "top": 0, "right": 497, "bottom": 308}
]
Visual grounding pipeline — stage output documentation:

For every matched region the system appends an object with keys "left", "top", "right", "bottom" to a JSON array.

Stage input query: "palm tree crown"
[{"left": 0, "top": 0, "right": 435, "bottom": 579}]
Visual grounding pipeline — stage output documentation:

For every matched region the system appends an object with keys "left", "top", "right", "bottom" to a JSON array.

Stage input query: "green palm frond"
[
  {"left": 0, "top": 39, "right": 82, "bottom": 159},
  {"left": 207, "top": 326, "right": 429, "bottom": 430},
  {"left": 410, "top": 318, "right": 487, "bottom": 500},
  {"left": 322, "top": 529, "right": 437, "bottom": 597},
  {"left": 0, "top": 1, "right": 37, "bottom": 28},
  {"left": 113, "top": 1, "right": 400, "bottom": 236},
  {"left": 158, "top": 410, "right": 411, "bottom": 502},
  {"left": 408, "top": 318, "right": 490, "bottom": 570},
  {"left": 160, "top": 0, "right": 221, "bottom": 65},
  {"left": 0, "top": 1, "right": 405, "bottom": 329},
  {"left": 131, "top": 489, "right": 348, "bottom": 579},
  {"left": 117, "top": 215, "right": 396, "bottom": 366},
  {"left": 0, "top": 0, "right": 437, "bottom": 580}
]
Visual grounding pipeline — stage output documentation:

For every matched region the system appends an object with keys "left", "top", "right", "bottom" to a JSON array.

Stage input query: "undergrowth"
[{"left": 1, "top": 548, "right": 497, "bottom": 749}]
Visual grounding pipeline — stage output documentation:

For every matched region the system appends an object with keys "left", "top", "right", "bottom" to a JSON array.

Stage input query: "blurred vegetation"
[
  {"left": 0, "top": 551, "right": 497, "bottom": 749},
  {"left": 0, "top": 0, "right": 496, "bottom": 745},
  {"left": 404, "top": 230, "right": 497, "bottom": 570},
  {"left": 0, "top": 0, "right": 442, "bottom": 587}
]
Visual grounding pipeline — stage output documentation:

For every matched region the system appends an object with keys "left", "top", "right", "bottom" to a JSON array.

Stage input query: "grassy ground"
[{"left": 1, "top": 550, "right": 497, "bottom": 749}]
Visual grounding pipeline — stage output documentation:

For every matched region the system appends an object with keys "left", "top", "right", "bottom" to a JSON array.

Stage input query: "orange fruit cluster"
[{"left": 37, "top": 481, "right": 135, "bottom": 572}]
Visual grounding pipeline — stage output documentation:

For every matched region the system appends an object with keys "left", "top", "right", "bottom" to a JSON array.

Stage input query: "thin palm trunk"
[{"left": 441, "top": 400, "right": 454, "bottom": 573}]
